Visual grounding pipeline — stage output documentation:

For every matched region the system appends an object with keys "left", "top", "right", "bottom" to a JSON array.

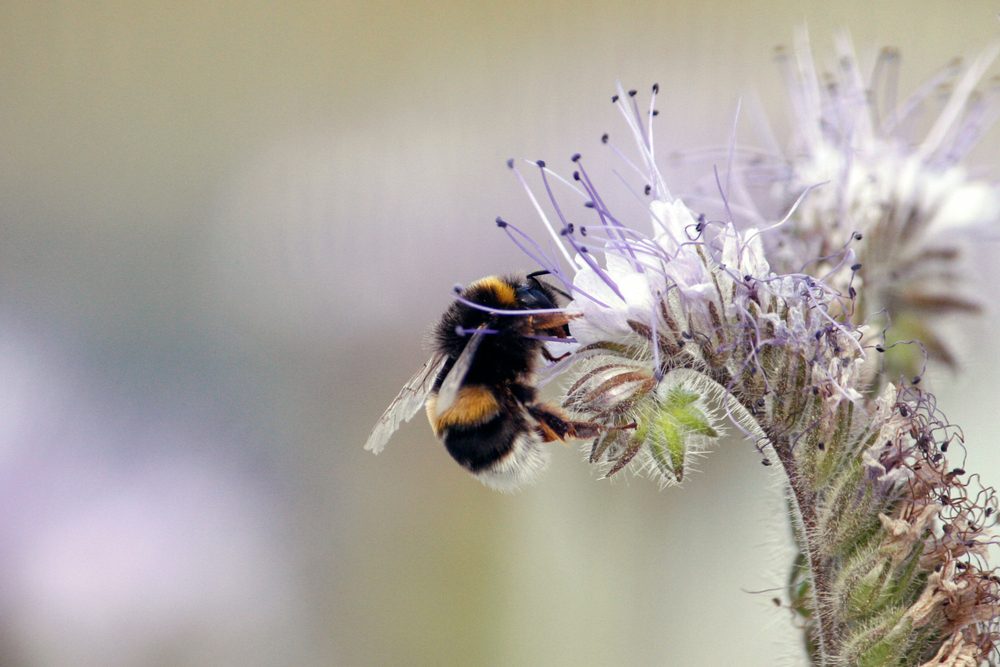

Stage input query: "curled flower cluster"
[
  {"left": 507, "top": 85, "right": 867, "bottom": 488},
  {"left": 494, "top": 58, "right": 1000, "bottom": 663},
  {"left": 787, "top": 383, "right": 1000, "bottom": 665},
  {"left": 736, "top": 32, "right": 1000, "bottom": 374}
]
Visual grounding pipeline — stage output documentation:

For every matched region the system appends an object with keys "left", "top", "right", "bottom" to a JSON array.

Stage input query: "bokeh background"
[{"left": 1, "top": 1, "right": 999, "bottom": 665}]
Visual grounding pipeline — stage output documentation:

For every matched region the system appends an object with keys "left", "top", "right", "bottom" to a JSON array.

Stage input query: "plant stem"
[{"left": 772, "top": 434, "right": 834, "bottom": 666}]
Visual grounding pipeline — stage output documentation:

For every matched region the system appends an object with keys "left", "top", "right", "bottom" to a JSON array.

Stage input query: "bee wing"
[
  {"left": 433, "top": 327, "right": 487, "bottom": 417},
  {"left": 364, "top": 354, "right": 448, "bottom": 454}
]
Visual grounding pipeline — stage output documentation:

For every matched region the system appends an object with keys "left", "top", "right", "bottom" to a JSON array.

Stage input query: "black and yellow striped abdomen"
[{"left": 425, "top": 385, "right": 529, "bottom": 473}]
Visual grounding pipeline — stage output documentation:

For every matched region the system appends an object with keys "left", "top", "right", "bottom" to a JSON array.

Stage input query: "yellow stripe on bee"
[
  {"left": 427, "top": 385, "right": 500, "bottom": 435},
  {"left": 470, "top": 276, "right": 517, "bottom": 307}
]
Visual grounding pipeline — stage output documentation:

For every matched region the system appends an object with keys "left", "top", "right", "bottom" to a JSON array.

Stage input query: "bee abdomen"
[
  {"left": 440, "top": 408, "right": 525, "bottom": 473},
  {"left": 473, "top": 430, "right": 550, "bottom": 493},
  {"left": 426, "top": 385, "right": 501, "bottom": 437}
]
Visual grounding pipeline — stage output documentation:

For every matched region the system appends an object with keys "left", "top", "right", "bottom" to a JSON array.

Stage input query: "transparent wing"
[
  {"left": 434, "top": 327, "right": 486, "bottom": 417},
  {"left": 364, "top": 354, "right": 448, "bottom": 454}
]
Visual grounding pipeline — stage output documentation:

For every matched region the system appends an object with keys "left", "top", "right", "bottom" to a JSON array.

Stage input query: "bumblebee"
[{"left": 364, "top": 274, "right": 605, "bottom": 491}]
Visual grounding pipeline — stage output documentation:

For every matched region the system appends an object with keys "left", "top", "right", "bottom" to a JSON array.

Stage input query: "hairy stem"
[
  {"left": 671, "top": 368, "right": 838, "bottom": 662},
  {"left": 771, "top": 434, "right": 833, "bottom": 665}
]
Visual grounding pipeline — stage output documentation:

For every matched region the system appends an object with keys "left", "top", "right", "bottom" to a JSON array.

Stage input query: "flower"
[
  {"left": 496, "top": 73, "right": 1000, "bottom": 664},
  {"left": 505, "top": 84, "right": 866, "bottom": 484},
  {"left": 741, "top": 31, "right": 1000, "bottom": 374}
]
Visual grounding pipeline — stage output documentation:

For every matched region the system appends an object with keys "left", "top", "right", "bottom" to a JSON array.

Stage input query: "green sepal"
[
  {"left": 645, "top": 387, "right": 719, "bottom": 481},
  {"left": 855, "top": 614, "right": 913, "bottom": 667}
]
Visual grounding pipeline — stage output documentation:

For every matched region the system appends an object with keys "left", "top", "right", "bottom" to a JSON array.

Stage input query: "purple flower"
[{"left": 743, "top": 31, "right": 1000, "bottom": 372}]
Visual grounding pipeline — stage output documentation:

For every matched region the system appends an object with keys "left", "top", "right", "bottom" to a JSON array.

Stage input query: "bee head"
[
  {"left": 515, "top": 281, "right": 557, "bottom": 310},
  {"left": 517, "top": 273, "right": 571, "bottom": 338},
  {"left": 516, "top": 271, "right": 566, "bottom": 310}
]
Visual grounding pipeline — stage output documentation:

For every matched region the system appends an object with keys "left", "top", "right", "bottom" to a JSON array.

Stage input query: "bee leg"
[
  {"left": 522, "top": 313, "right": 577, "bottom": 338},
  {"left": 528, "top": 403, "right": 604, "bottom": 441},
  {"left": 540, "top": 346, "right": 571, "bottom": 363},
  {"left": 565, "top": 420, "right": 603, "bottom": 439},
  {"left": 535, "top": 418, "right": 563, "bottom": 443}
]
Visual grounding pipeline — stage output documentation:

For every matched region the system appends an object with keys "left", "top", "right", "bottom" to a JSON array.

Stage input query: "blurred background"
[{"left": 0, "top": 1, "right": 998, "bottom": 665}]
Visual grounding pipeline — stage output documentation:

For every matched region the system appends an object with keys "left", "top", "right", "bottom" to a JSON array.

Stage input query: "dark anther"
[
  {"left": 644, "top": 184, "right": 652, "bottom": 195},
  {"left": 986, "top": 507, "right": 994, "bottom": 516},
  {"left": 899, "top": 405, "right": 909, "bottom": 417},
  {"left": 912, "top": 375, "right": 921, "bottom": 385},
  {"left": 755, "top": 398, "right": 766, "bottom": 408},
  {"left": 771, "top": 597, "right": 780, "bottom": 607},
  {"left": 495, "top": 217, "right": 508, "bottom": 228},
  {"left": 853, "top": 232, "right": 863, "bottom": 240},
  {"left": 815, "top": 330, "right": 823, "bottom": 340},
  {"left": 584, "top": 201, "right": 595, "bottom": 208},
  {"left": 573, "top": 171, "right": 581, "bottom": 181},
  {"left": 952, "top": 468, "right": 966, "bottom": 476},
  {"left": 628, "top": 89, "right": 637, "bottom": 97},
  {"left": 652, "top": 83, "right": 660, "bottom": 93},
  {"left": 851, "top": 263, "right": 862, "bottom": 271},
  {"left": 849, "top": 287, "right": 856, "bottom": 299},
  {"left": 761, "top": 458, "right": 772, "bottom": 466},
  {"left": 453, "top": 284, "right": 464, "bottom": 294},
  {"left": 611, "top": 94, "right": 619, "bottom": 103},
  {"left": 681, "top": 331, "right": 693, "bottom": 339},
  {"left": 744, "top": 275, "right": 752, "bottom": 282},
  {"left": 571, "top": 153, "right": 581, "bottom": 162},
  {"left": 536, "top": 159, "right": 546, "bottom": 168},
  {"left": 933, "top": 453, "right": 943, "bottom": 462},
  {"left": 579, "top": 246, "right": 588, "bottom": 253},
  {"left": 812, "top": 386, "right": 820, "bottom": 395},
  {"left": 817, "top": 442, "right": 825, "bottom": 451},
  {"left": 579, "top": 226, "right": 587, "bottom": 236},
  {"left": 506, "top": 158, "right": 515, "bottom": 169},
  {"left": 875, "top": 345, "right": 885, "bottom": 353},
  {"left": 601, "top": 133, "right": 609, "bottom": 144},
  {"left": 652, "top": 109, "right": 659, "bottom": 116},
  {"left": 565, "top": 223, "right": 574, "bottom": 234},
  {"left": 941, "top": 441, "right": 950, "bottom": 452}
]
